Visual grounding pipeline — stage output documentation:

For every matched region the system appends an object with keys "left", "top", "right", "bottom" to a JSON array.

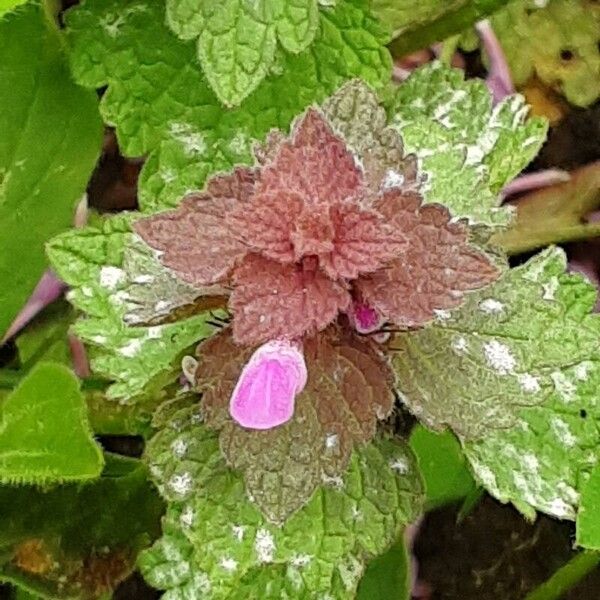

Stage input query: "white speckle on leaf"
[
  {"left": 91, "top": 335, "right": 107, "bottom": 344},
  {"left": 389, "top": 457, "right": 409, "bottom": 474},
  {"left": 228, "top": 132, "right": 249, "bottom": 155},
  {"left": 574, "top": 362, "right": 591, "bottom": 381},
  {"left": 434, "top": 308, "right": 452, "bottom": 321},
  {"left": 147, "top": 326, "right": 163, "bottom": 339},
  {"left": 169, "top": 122, "right": 207, "bottom": 156},
  {"left": 254, "top": 529, "right": 275, "bottom": 563},
  {"left": 542, "top": 276, "right": 559, "bottom": 300},
  {"left": 168, "top": 472, "right": 193, "bottom": 496},
  {"left": 548, "top": 497, "right": 574, "bottom": 519},
  {"left": 522, "top": 453, "right": 539, "bottom": 471},
  {"left": 118, "top": 338, "right": 143, "bottom": 357},
  {"left": 550, "top": 371, "right": 576, "bottom": 402},
  {"left": 479, "top": 298, "right": 504, "bottom": 314},
  {"left": 325, "top": 433, "right": 338, "bottom": 449},
  {"left": 483, "top": 340, "right": 516, "bottom": 374},
  {"left": 321, "top": 474, "right": 344, "bottom": 489},
  {"left": 519, "top": 373, "right": 541, "bottom": 393},
  {"left": 220, "top": 557, "right": 238, "bottom": 572},
  {"left": 99, "top": 266, "right": 124, "bottom": 290},
  {"left": 180, "top": 505, "right": 195, "bottom": 528},
  {"left": 160, "top": 168, "right": 177, "bottom": 183},
  {"left": 557, "top": 482, "right": 579, "bottom": 504},
  {"left": 170, "top": 438, "right": 188, "bottom": 458},
  {"left": 291, "top": 554, "right": 312, "bottom": 567},
  {"left": 133, "top": 274, "right": 153, "bottom": 284},
  {"left": 99, "top": 13, "right": 126, "bottom": 37},
  {"left": 550, "top": 417, "right": 576, "bottom": 447},
  {"left": 232, "top": 525, "right": 245, "bottom": 542},
  {"left": 451, "top": 336, "right": 468, "bottom": 354},
  {"left": 381, "top": 169, "right": 405, "bottom": 190}
]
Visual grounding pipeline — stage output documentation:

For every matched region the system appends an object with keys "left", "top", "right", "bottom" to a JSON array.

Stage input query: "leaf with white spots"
[
  {"left": 47, "top": 216, "right": 221, "bottom": 401},
  {"left": 141, "top": 403, "right": 424, "bottom": 598},
  {"left": 390, "top": 62, "right": 547, "bottom": 227},
  {"left": 392, "top": 246, "right": 600, "bottom": 520}
]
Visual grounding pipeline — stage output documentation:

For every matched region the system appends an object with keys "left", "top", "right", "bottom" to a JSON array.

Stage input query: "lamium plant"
[{"left": 2, "top": 0, "right": 600, "bottom": 598}]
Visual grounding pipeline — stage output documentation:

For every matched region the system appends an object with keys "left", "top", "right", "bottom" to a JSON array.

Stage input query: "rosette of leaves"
[
  {"left": 462, "top": 0, "right": 600, "bottom": 107},
  {"left": 132, "top": 80, "right": 504, "bottom": 525}
]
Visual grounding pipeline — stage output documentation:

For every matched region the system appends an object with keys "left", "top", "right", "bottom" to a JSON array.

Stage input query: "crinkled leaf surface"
[
  {"left": 141, "top": 404, "right": 423, "bottom": 599},
  {"left": 392, "top": 247, "right": 600, "bottom": 520},
  {"left": 0, "top": 3, "right": 102, "bottom": 338},
  {"left": 0, "top": 455, "right": 164, "bottom": 599},
  {"left": 479, "top": 0, "right": 600, "bottom": 107},
  {"left": 390, "top": 62, "right": 547, "bottom": 226},
  {"left": 66, "top": 0, "right": 391, "bottom": 213},
  {"left": 0, "top": 362, "right": 103, "bottom": 484},
  {"left": 193, "top": 327, "right": 394, "bottom": 523},
  {"left": 47, "top": 216, "right": 221, "bottom": 402},
  {"left": 166, "top": 0, "right": 320, "bottom": 106},
  {"left": 577, "top": 462, "right": 600, "bottom": 550}
]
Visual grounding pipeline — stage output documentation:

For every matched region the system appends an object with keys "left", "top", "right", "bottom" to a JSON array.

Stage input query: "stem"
[{"left": 524, "top": 552, "right": 600, "bottom": 600}]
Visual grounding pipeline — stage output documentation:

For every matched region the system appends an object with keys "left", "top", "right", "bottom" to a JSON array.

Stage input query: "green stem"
[{"left": 524, "top": 552, "right": 600, "bottom": 600}]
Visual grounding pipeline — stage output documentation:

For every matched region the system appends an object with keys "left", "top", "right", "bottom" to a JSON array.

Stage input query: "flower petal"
[
  {"left": 229, "top": 340, "right": 307, "bottom": 430},
  {"left": 356, "top": 191, "right": 499, "bottom": 327},
  {"left": 230, "top": 254, "right": 351, "bottom": 345},
  {"left": 134, "top": 168, "right": 256, "bottom": 286}
]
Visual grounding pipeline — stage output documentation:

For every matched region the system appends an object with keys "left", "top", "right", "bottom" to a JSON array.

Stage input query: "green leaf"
[
  {"left": 0, "top": 362, "right": 103, "bottom": 484},
  {"left": 409, "top": 424, "right": 476, "bottom": 509},
  {"left": 0, "top": 455, "right": 164, "bottom": 599},
  {"left": 356, "top": 537, "right": 410, "bottom": 600},
  {"left": 141, "top": 404, "right": 424, "bottom": 598},
  {"left": 66, "top": 0, "right": 391, "bottom": 212},
  {"left": 0, "top": 0, "right": 29, "bottom": 16},
  {"left": 390, "top": 62, "right": 547, "bottom": 227},
  {"left": 376, "top": 0, "right": 512, "bottom": 57},
  {"left": 392, "top": 247, "right": 600, "bottom": 520},
  {"left": 47, "top": 216, "right": 222, "bottom": 402},
  {"left": 166, "top": 0, "right": 320, "bottom": 106},
  {"left": 577, "top": 463, "right": 600, "bottom": 550},
  {"left": 476, "top": 0, "right": 600, "bottom": 108},
  {"left": 0, "top": 3, "right": 102, "bottom": 338},
  {"left": 15, "top": 300, "right": 74, "bottom": 369}
]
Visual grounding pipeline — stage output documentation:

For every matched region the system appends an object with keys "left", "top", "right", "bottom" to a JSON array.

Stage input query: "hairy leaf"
[
  {"left": 392, "top": 247, "right": 600, "bottom": 520},
  {"left": 193, "top": 327, "right": 394, "bottom": 522},
  {"left": 166, "top": 0, "right": 320, "bottom": 106},
  {"left": 0, "top": 362, "right": 103, "bottom": 484},
  {"left": 0, "top": 0, "right": 29, "bottom": 16},
  {"left": 0, "top": 3, "right": 102, "bottom": 338},
  {"left": 472, "top": 0, "right": 600, "bottom": 108},
  {"left": 390, "top": 62, "right": 547, "bottom": 226},
  {"left": 0, "top": 455, "right": 164, "bottom": 599},
  {"left": 47, "top": 216, "right": 221, "bottom": 401},
  {"left": 141, "top": 404, "right": 423, "bottom": 598},
  {"left": 66, "top": 0, "right": 391, "bottom": 212}
]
